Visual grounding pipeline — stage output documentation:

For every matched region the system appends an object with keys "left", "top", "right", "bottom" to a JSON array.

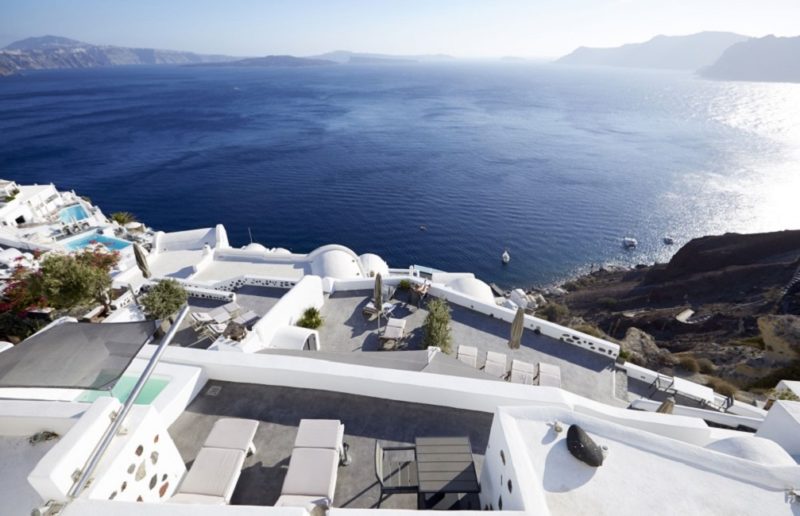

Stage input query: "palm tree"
[{"left": 110, "top": 211, "right": 137, "bottom": 225}]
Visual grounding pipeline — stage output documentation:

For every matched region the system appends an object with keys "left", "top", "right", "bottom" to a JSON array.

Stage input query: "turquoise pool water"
[
  {"left": 59, "top": 204, "right": 89, "bottom": 223},
  {"left": 78, "top": 376, "right": 169, "bottom": 405},
  {"left": 64, "top": 232, "right": 131, "bottom": 251}
]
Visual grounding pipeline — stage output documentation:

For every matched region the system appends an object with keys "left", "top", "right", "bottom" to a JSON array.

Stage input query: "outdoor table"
[{"left": 415, "top": 436, "right": 480, "bottom": 510}]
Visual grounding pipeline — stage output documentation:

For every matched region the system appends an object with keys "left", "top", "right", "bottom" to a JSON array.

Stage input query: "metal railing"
[{"left": 67, "top": 305, "right": 190, "bottom": 499}]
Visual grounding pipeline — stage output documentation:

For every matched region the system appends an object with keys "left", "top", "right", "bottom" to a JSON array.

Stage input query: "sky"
[{"left": 1, "top": 0, "right": 799, "bottom": 58}]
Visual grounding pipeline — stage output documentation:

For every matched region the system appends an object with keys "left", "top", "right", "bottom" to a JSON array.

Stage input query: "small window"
[
  {"left": 507, "top": 478, "right": 513, "bottom": 493},
  {"left": 500, "top": 449, "right": 506, "bottom": 465}
]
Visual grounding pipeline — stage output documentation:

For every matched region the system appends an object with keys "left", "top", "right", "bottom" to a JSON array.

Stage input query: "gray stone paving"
[
  {"left": 318, "top": 290, "right": 625, "bottom": 406},
  {"left": 169, "top": 381, "right": 493, "bottom": 508},
  {"left": 170, "top": 286, "right": 286, "bottom": 348}
]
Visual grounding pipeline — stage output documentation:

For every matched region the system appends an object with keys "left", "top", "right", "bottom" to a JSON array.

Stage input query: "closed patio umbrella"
[
  {"left": 133, "top": 242, "right": 151, "bottom": 279},
  {"left": 656, "top": 396, "right": 675, "bottom": 414},
  {"left": 374, "top": 273, "right": 383, "bottom": 331},
  {"left": 508, "top": 307, "right": 525, "bottom": 350}
]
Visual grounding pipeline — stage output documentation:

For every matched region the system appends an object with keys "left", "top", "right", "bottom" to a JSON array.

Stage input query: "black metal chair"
[{"left": 374, "top": 441, "right": 419, "bottom": 508}]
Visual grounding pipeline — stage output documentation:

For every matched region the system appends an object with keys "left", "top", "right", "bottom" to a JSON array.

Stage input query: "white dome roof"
[
  {"left": 244, "top": 243, "right": 269, "bottom": 252},
  {"left": 447, "top": 277, "right": 494, "bottom": 303},
  {"left": 359, "top": 253, "right": 389, "bottom": 278},
  {"left": 705, "top": 436, "right": 796, "bottom": 465},
  {"left": 310, "top": 247, "right": 363, "bottom": 278},
  {"left": 273, "top": 248, "right": 292, "bottom": 255}
]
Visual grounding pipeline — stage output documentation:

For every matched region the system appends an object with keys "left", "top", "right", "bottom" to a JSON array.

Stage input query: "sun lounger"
[
  {"left": 510, "top": 359, "right": 536, "bottom": 385},
  {"left": 294, "top": 419, "right": 345, "bottom": 457},
  {"left": 536, "top": 362, "right": 562, "bottom": 387},
  {"left": 203, "top": 418, "right": 259, "bottom": 456},
  {"left": 208, "top": 306, "right": 232, "bottom": 324},
  {"left": 457, "top": 345, "right": 478, "bottom": 368},
  {"left": 190, "top": 311, "right": 214, "bottom": 329},
  {"left": 233, "top": 310, "right": 259, "bottom": 328},
  {"left": 483, "top": 351, "right": 509, "bottom": 379},
  {"left": 172, "top": 447, "right": 246, "bottom": 505},
  {"left": 172, "top": 418, "right": 259, "bottom": 505},
  {"left": 221, "top": 301, "right": 241, "bottom": 316},
  {"left": 276, "top": 447, "right": 340, "bottom": 510},
  {"left": 380, "top": 318, "right": 406, "bottom": 343}
]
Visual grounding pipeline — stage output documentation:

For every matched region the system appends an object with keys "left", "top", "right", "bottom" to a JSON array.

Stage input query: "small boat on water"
[
  {"left": 663, "top": 236, "right": 674, "bottom": 245},
  {"left": 622, "top": 237, "right": 638, "bottom": 249},
  {"left": 501, "top": 249, "right": 510, "bottom": 264}
]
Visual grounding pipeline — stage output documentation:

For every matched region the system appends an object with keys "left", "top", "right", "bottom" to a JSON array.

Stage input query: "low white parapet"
[{"left": 28, "top": 397, "right": 121, "bottom": 502}]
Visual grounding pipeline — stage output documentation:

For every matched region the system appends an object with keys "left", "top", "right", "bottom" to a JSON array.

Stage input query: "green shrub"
[
  {"left": 6, "top": 249, "right": 119, "bottom": 311},
  {"left": 618, "top": 349, "right": 631, "bottom": 361},
  {"left": 110, "top": 211, "right": 137, "bottom": 225},
  {"left": 0, "top": 312, "right": 45, "bottom": 342},
  {"left": 141, "top": 279, "right": 187, "bottom": 320},
  {"left": 678, "top": 356, "right": 700, "bottom": 374},
  {"left": 706, "top": 376, "right": 738, "bottom": 398},
  {"left": 697, "top": 358, "right": 716, "bottom": 374},
  {"left": 536, "top": 302, "right": 569, "bottom": 324},
  {"left": 297, "top": 307, "right": 324, "bottom": 329},
  {"left": 423, "top": 298, "right": 452, "bottom": 353},
  {"left": 398, "top": 279, "right": 411, "bottom": 290},
  {"left": 572, "top": 323, "right": 604, "bottom": 339},
  {"left": 732, "top": 335, "right": 765, "bottom": 349},
  {"left": 768, "top": 388, "right": 800, "bottom": 402},
  {"left": 598, "top": 297, "right": 618, "bottom": 310}
]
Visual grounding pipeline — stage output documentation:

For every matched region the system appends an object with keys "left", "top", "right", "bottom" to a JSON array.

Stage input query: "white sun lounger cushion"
[
  {"left": 280, "top": 447, "right": 339, "bottom": 501},
  {"left": 484, "top": 351, "right": 508, "bottom": 378},
  {"left": 510, "top": 359, "right": 536, "bottom": 384},
  {"left": 176, "top": 447, "right": 245, "bottom": 502},
  {"left": 537, "top": 362, "right": 562, "bottom": 387},
  {"left": 294, "top": 419, "right": 344, "bottom": 453},
  {"left": 203, "top": 418, "right": 259, "bottom": 454},
  {"left": 457, "top": 345, "right": 478, "bottom": 368}
]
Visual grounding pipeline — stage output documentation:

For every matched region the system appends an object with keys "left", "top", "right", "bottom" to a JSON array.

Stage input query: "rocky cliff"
[{"left": 0, "top": 35, "right": 235, "bottom": 76}]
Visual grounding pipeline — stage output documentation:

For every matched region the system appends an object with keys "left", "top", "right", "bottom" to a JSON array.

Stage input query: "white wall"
[
  {"left": 84, "top": 406, "right": 186, "bottom": 504},
  {"left": 0, "top": 400, "right": 87, "bottom": 436},
  {"left": 63, "top": 499, "right": 309, "bottom": 516},
  {"left": 239, "top": 275, "right": 324, "bottom": 353},
  {"left": 756, "top": 400, "right": 800, "bottom": 457},
  {"left": 28, "top": 397, "right": 121, "bottom": 501},
  {"left": 480, "top": 411, "right": 550, "bottom": 513}
]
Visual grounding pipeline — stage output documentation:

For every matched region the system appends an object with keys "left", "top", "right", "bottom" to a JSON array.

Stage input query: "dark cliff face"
[
  {"left": 700, "top": 35, "right": 800, "bottom": 83},
  {"left": 645, "top": 230, "right": 800, "bottom": 284}
]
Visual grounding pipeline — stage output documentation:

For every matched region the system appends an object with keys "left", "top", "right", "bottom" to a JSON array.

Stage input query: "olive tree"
[
  {"left": 140, "top": 279, "right": 187, "bottom": 321},
  {"left": 422, "top": 297, "right": 452, "bottom": 353}
]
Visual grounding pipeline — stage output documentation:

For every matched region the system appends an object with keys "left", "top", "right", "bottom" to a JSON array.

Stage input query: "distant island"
[
  {"left": 556, "top": 31, "right": 749, "bottom": 70},
  {"left": 0, "top": 37, "right": 456, "bottom": 76},
  {"left": 700, "top": 35, "right": 800, "bottom": 83},
  {"left": 190, "top": 55, "right": 336, "bottom": 68},
  {"left": 0, "top": 35, "right": 235, "bottom": 76}
]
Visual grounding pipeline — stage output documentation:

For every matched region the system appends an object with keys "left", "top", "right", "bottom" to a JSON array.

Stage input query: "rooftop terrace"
[
  {"left": 169, "top": 381, "right": 493, "bottom": 509},
  {"left": 319, "top": 290, "right": 625, "bottom": 406},
  {"left": 171, "top": 286, "right": 286, "bottom": 348}
]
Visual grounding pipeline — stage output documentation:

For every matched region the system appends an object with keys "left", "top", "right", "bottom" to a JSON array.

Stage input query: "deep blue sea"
[{"left": 1, "top": 63, "right": 798, "bottom": 288}]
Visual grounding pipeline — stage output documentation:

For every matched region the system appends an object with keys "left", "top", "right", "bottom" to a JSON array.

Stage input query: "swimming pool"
[
  {"left": 64, "top": 231, "right": 131, "bottom": 251},
  {"left": 77, "top": 376, "right": 169, "bottom": 405},
  {"left": 58, "top": 204, "right": 89, "bottom": 223}
]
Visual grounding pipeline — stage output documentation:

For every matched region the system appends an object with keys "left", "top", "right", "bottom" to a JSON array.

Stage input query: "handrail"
[{"left": 67, "top": 305, "right": 189, "bottom": 499}]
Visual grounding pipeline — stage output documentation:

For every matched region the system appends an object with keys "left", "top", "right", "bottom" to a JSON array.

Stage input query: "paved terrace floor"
[
  {"left": 170, "top": 286, "right": 285, "bottom": 348},
  {"left": 319, "top": 291, "right": 625, "bottom": 406},
  {"left": 169, "top": 381, "right": 493, "bottom": 509}
]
